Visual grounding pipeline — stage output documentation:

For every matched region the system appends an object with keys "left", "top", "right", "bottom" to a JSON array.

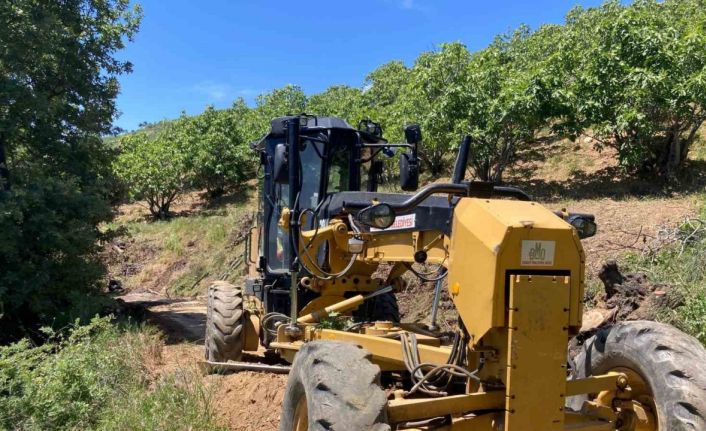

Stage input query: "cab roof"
[{"left": 251, "top": 115, "right": 384, "bottom": 151}]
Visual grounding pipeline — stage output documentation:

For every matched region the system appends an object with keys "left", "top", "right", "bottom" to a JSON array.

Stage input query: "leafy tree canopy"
[{"left": 0, "top": 0, "right": 141, "bottom": 340}]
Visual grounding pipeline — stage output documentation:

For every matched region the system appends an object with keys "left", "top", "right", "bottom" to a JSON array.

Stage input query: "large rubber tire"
[
  {"left": 570, "top": 320, "right": 706, "bottom": 430},
  {"left": 354, "top": 292, "right": 400, "bottom": 323},
  {"left": 205, "top": 281, "right": 244, "bottom": 362},
  {"left": 279, "top": 341, "right": 390, "bottom": 431}
]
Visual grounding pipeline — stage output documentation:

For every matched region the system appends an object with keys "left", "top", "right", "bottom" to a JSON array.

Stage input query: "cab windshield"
[{"left": 267, "top": 139, "right": 323, "bottom": 272}]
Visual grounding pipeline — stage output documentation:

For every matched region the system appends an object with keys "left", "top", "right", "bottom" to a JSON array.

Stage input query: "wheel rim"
[
  {"left": 293, "top": 397, "right": 308, "bottom": 431},
  {"left": 595, "top": 367, "right": 658, "bottom": 431}
]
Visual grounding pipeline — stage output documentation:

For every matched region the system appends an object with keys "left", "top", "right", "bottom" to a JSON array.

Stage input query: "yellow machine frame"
[{"left": 263, "top": 197, "right": 654, "bottom": 430}]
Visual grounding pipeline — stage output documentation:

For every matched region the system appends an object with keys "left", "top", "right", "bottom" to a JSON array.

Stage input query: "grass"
[
  {"left": 104, "top": 191, "right": 255, "bottom": 296},
  {"left": 621, "top": 196, "right": 706, "bottom": 344},
  {"left": 0, "top": 317, "right": 224, "bottom": 431}
]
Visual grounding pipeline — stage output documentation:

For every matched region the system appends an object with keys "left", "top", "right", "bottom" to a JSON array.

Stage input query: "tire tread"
[{"left": 205, "top": 281, "right": 244, "bottom": 362}]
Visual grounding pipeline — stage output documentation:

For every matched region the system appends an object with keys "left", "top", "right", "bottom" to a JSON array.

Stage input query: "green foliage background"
[
  {"left": 116, "top": 0, "right": 706, "bottom": 199},
  {"left": 0, "top": 0, "right": 141, "bottom": 340}
]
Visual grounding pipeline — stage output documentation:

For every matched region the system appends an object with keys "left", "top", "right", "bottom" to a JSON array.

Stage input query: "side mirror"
[
  {"left": 400, "top": 124, "right": 421, "bottom": 191},
  {"left": 399, "top": 151, "right": 418, "bottom": 191},
  {"left": 404, "top": 124, "right": 421, "bottom": 145},
  {"left": 273, "top": 143, "right": 288, "bottom": 183},
  {"left": 358, "top": 119, "right": 383, "bottom": 139},
  {"left": 357, "top": 203, "right": 396, "bottom": 230}
]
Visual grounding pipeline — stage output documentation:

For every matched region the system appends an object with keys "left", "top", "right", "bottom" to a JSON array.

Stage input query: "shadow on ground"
[{"left": 511, "top": 160, "right": 706, "bottom": 202}]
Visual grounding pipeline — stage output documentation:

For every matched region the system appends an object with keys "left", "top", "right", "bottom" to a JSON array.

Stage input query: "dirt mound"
[
  {"left": 208, "top": 372, "right": 287, "bottom": 431},
  {"left": 599, "top": 260, "right": 671, "bottom": 320},
  {"left": 397, "top": 272, "right": 458, "bottom": 331},
  {"left": 580, "top": 260, "right": 681, "bottom": 334}
]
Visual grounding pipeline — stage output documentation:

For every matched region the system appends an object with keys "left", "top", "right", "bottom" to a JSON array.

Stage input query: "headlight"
[{"left": 357, "top": 203, "right": 396, "bottom": 230}]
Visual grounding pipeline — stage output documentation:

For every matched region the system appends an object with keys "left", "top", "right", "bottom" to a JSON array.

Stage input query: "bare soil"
[
  {"left": 554, "top": 196, "right": 697, "bottom": 277},
  {"left": 119, "top": 291, "right": 287, "bottom": 431}
]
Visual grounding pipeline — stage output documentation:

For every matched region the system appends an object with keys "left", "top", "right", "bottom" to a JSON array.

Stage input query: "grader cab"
[{"left": 205, "top": 115, "right": 706, "bottom": 431}]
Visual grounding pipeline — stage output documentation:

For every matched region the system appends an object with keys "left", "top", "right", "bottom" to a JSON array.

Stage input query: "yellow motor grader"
[{"left": 204, "top": 115, "right": 706, "bottom": 431}]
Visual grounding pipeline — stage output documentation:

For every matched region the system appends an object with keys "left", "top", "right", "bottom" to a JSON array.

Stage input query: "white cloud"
[
  {"left": 191, "top": 82, "right": 263, "bottom": 102},
  {"left": 400, "top": 0, "right": 415, "bottom": 9},
  {"left": 235, "top": 88, "right": 261, "bottom": 97},
  {"left": 385, "top": 0, "right": 429, "bottom": 11},
  {"left": 192, "top": 81, "right": 231, "bottom": 101}
]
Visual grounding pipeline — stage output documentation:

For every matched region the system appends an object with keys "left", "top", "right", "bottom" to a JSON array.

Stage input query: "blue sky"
[{"left": 114, "top": 0, "right": 605, "bottom": 131}]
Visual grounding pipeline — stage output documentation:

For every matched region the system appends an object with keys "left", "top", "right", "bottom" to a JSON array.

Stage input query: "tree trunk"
[
  {"left": 0, "top": 133, "right": 10, "bottom": 191},
  {"left": 492, "top": 166, "right": 504, "bottom": 184},
  {"left": 472, "top": 159, "right": 492, "bottom": 182},
  {"left": 424, "top": 149, "right": 446, "bottom": 177},
  {"left": 666, "top": 125, "right": 682, "bottom": 177}
]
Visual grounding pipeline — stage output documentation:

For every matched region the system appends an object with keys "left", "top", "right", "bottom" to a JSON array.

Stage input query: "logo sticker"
[
  {"left": 370, "top": 213, "right": 416, "bottom": 232},
  {"left": 521, "top": 240, "right": 556, "bottom": 266}
]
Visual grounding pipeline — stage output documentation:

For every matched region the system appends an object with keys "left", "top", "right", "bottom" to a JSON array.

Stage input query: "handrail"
[{"left": 343, "top": 182, "right": 533, "bottom": 214}]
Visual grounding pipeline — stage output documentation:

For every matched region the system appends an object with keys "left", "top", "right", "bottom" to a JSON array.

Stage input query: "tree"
[
  {"left": 395, "top": 39, "right": 544, "bottom": 181},
  {"left": 113, "top": 128, "right": 189, "bottom": 219},
  {"left": 307, "top": 86, "right": 366, "bottom": 125},
  {"left": 461, "top": 30, "right": 550, "bottom": 183},
  {"left": 396, "top": 43, "right": 472, "bottom": 176},
  {"left": 253, "top": 85, "right": 307, "bottom": 136},
  {"left": 557, "top": 0, "right": 706, "bottom": 177},
  {"left": 363, "top": 61, "right": 411, "bottom": 143},
  {"left": 179, "top": 101, "right": 257, "bottom": 197},
  {"left": 0, "top": 0, "right": 141, "bottom": 339}
]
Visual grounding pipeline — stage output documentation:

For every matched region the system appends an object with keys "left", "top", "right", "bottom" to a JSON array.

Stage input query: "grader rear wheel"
[
  {"left": 205, "top": 281, "right": 244, "bottom": 362},
  {"left": 279, "top": 341, "right": 390, "bottom": 431},
  {"left": 570, "top": 320, "right": 706, "bottom": 430},
  {"left": 354, "top": 292, "right": 400, "bottom": 323}
]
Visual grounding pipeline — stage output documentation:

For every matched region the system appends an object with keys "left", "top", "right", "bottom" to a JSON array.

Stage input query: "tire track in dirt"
[{"left": 119, "top": 291, "right": 287, "bottom": 431}]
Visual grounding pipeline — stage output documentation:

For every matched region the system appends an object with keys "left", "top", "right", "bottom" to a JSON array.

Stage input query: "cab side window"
[{"left": 327, "top": 146, "right": 350, "bottom": 193}]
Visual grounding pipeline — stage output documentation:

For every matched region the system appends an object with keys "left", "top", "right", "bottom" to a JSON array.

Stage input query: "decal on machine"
[
  {"left": 371, "top": 213, "right": 416, "bottom": 232},
  {"left": 521, "top": 240, "right": 556, "bottom": 266}
]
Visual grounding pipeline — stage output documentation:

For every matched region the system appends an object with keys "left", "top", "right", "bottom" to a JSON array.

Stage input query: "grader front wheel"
[
  {"left": 205, "top": 281, "right": 244, "bottom": 362},
  {"left": 279, "top": 341, "right": 390, "bottom": 431},
  {"left": 571, "top": 320, "right": 706, "bottom": 430}
]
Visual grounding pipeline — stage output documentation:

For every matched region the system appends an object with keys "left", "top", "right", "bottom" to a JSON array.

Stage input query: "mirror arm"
[
  {"left": 388, "top": 183, "right": 468, "bottom": 213},
  {"left": 452, "top": 136, "right": 471, "bottom": 184},
  {"left": 362, "top": 143, "right": 414, "bottom": 150},
  {"left": 345, "top": 183, "right": 470, "bottom": 214}
]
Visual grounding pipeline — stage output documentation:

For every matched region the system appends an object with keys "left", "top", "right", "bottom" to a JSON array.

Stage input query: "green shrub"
[
  {"left": 0, "top": 175, "right": 112, "bottom": 342},
  {"left": 623, "top": 203, "right": 706, "bottom": 344},
  {"left": 0, "top": 316, "right": 223, "bottom": 431}
]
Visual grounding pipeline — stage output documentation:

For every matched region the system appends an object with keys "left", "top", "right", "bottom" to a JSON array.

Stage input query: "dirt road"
[{"left": 119, "top": 291, "right": 288, "bottom": 431}]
